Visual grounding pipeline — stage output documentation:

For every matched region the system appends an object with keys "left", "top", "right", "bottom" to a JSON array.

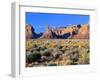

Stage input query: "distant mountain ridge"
[{"left": 26, "top": 24, "right": 89, "bottom": 39}]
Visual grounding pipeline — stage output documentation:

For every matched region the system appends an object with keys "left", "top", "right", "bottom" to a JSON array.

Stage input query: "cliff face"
[
  {"left": 26, "top": 24, "right": 38, "bottom": 39},
  {"left": 73, "top": 24, "right": 89, "bottom": 39},
  {"left": 26, "top": 24, "right": 43, "bottom": 39},
  {"left": 40, "top": 25, "right": 57, "bottom": 39},
  {"left": 40, "top": 30, "right": 54, "bottom": 39},
  {"left": 26, "top": 24, "right": 89, "bottom": 39},
  {"left": 26, "top": 24, "right": 33, "bottom": 39}
]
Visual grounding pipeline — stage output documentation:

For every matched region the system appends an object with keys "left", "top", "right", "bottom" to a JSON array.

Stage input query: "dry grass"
[{"left": 26, "top": 39, "right": 89, "bottom": 67}]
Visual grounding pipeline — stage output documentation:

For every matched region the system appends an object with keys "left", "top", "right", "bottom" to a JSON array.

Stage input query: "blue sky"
[{"left": 25, "top": 12, "right": 89, "bottom": 33}]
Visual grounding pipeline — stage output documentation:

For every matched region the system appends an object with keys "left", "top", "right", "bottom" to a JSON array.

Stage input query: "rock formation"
[
  {"left": 26, "top": 24, "right": 37, "bottom": 39},
  {"left": 73, "top": 24, "right": 89, "bottom": 39},
  {"left": 40, "top": 24, "right": 56, "bottom": 39},
  {"left": 26, "top": 23, "right": 89, "bottom": 39}
]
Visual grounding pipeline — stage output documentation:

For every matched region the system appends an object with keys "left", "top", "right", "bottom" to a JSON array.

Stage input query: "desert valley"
[{"left": 25, "top": 24, "right": 89, "bottom": 67}]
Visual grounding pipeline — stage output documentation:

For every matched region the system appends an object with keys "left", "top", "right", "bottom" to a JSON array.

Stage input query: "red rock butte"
[{"left": 26, "top": 23, "right": 89, "bottom": 39}]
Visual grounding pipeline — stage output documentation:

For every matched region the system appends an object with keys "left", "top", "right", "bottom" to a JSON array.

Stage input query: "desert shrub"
[
  {"left": 78, "top": 48, "right": 89, "bottom": 64},
  {"left": 41, "top": 56, "right": 47, "bottom": 62},
  {"left": 26, "top": 49, "right": 29, "bottom": 52},
  {"left": 79, "top": 52, "right": 89, "bottom": 64},
  {"left": 42, "top": 49, "right": 52, "bottom": 57},
  {"left": 39, "top": 46, "right": 45, "bottom": 51},
  {"left": 30, "top": 48, "right": 37, "bottom": 53},
  {"left": 42, "top": 51, "right": 51, "bottom": 57},
  {"left": 43, "top": 46, "right": 47, "bottom": 50},
  {"left": 33, "top": 44, "right": 38, "bottom": 48},
  {"left": 31, "top": 46, "right": 44, "bottom": 52},
  {"left": 69, "top": 50, "right": 79, "bottom": 65},
  {"left": 36, "top": 46, "right": 41, "bottom": 52},
  {"left": 57, "top": 45, "right": 63, "bottom": 49},
  {"left": 41, "top": 55, "right": 53, "bottom": 62},
  {"left": 26, "top": 53, "right": 33, "bottom": 63},
  {"left": 39, "top": 46, "right": 47, "bottom": 51},
  {"left": 46, "top": 43, "right": 50, "bottom": 45},
  {"left": 60, "top": 49, "right": 66, "bottom": 53},
  {"left": 53, "top": 50, "right": 63, "bottom": 59},
  {"left": 26, "top": 51, "right": 41, "bottom": 63},
  {"left": 87, "top": 49, "right": 90, "bottom": 53},
  {"left": 26, "top": 51, "right": 31, "bottom": 54},
  {"left": 32, "top": 51, "right": 41, "bottom": 61}
]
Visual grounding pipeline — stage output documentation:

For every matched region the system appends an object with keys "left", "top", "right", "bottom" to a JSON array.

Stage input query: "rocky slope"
[{"left": 73, "top": 24, "right": 89, "bottom": 39}]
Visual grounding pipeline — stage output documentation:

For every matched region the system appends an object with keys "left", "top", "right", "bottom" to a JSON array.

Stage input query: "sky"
[{"left": 25, "top": 12, "right": 89, "bottom": 33}]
